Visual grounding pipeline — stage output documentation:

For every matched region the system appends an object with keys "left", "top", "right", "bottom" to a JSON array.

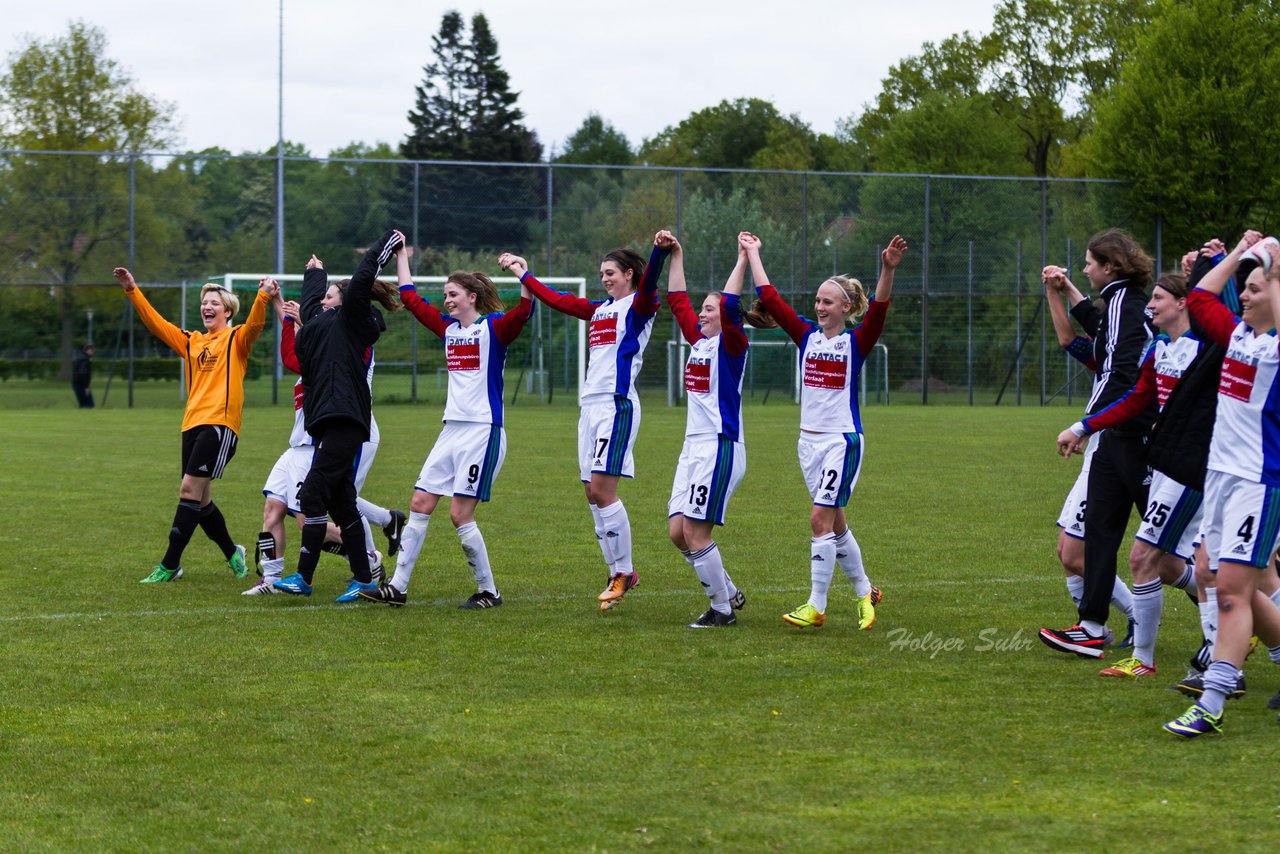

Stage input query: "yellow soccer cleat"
[
  {"left": 782, "top": 602, "right": 825, "bottom": 628},
  {"left": 855, "top": 593, "right": 876, "bottom": 630},
  {"left": 1099, "top": 656, "right": 1156, "bottom": 678}
]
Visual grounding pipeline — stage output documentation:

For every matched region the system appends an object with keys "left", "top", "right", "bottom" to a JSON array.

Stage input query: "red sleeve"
[
  {"left": 521, "top": 271, "right": 597, "bottom": 320},
  {"left": 853, "top": 299, "right": 889, "bottom": 357},
  {"left": 1079, "top": 350, "right": 1158, "bottom": 433},
  {"left": 399, "top": 286, "right": 450, "bottom": 339},
  {"left": 721, "top": 293, "right": 748, "bottom": 357},
  {"left": 1187, "top": 288, "right": 1239, "bottom": 347},
  {"left": 491, "top": 297, "right": 534, "bottom": 346},
  {"left": 756, "top": 284, "right": 812, "bottom": 347},
  {"left": 280, "top": 319, "right": 300, "bottom": 374},
  {"left": 666, "top": 291, "right": 703, "bottom": 345}
]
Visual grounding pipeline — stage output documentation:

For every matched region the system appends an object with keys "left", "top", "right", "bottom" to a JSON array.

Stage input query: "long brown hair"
[
  {"left": 334, "top": 278, "right": 402, "bottom": 312},
  {"left": 447, "top": 271, "right": 505, "bottom": 316},
  {"left": 602, "top": 247, "right": 646, "bottom": 292},
  {"left": 1087, "top": 229, "right": 1153, "bottom": 288}
]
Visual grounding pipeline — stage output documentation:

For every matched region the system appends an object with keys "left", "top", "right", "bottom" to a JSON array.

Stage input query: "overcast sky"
[{"left": 5, "top": 0, "right": 999, "bottom": 158}]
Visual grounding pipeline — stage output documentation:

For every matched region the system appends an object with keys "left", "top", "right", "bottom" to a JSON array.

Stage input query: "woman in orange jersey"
[{"left": 114, "top": 268, "right": 276, "bottom": 583}]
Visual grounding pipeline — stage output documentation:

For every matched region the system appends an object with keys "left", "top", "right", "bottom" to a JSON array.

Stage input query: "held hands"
[
  {"left": 498, "top": 253, "right": 528, "bottom": 278},
  {"left": 738, "top": 232, "right": 761, "bottom": 254},
  {"left": 653, "top": 229, "right": 680, "bottom": 252},
  {"left": 305, "top": 254, "right": 324, "bottom": 270},
  {"left": 1233, "top": 230, "right": 1263, "bottom": 255},
  {"left": 881, "top": 235, "right": 908, "bottom": 269},
  {"left": 258, "top": 277, "right": 280, "bottom": 297},
  {"left": 1042, "top": 265, "right": 1069, "bottom": 292},
  {"left": 1056, "top": 427, "right": 1087, "bottom": 459},
  {"left": 281, "top": 300, "right": 302, "bottom": 323},
  {"left": 1199, "top": 238, "right": 1226, "bottom": 259},
  {"left": 112, "top": 267, "right": 137, "bottom": 293},
  {"left": 1180, "top": 250, "right": 1199, "bottom": 276}
]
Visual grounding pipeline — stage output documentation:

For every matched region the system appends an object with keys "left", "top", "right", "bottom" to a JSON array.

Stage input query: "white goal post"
[{"left": 215, "top": 273, "right": 588, "bottom": 394}]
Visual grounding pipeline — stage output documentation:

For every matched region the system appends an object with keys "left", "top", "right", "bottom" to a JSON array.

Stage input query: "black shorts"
[{"left": 181, "top": 425, "right": 238, "bottom": 479}]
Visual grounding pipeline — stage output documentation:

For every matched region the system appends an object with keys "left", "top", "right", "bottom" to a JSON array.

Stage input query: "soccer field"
[{"left": 1, "top": 401, "right": 1276, "bottom": 851}]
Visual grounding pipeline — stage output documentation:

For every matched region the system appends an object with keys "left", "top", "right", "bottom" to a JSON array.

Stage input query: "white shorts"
[
  {"left": 264, "top": 440, "right": 378, "bottom": 513},
  {"left": 263, "top": 445, "right": 314, "bottom": 513},
  {"left": 578, "top": 397, "right": 640, "bottom": 482},
  {"left": 1056, "top": 429, "right": 1100, "bottom": 539},
  {"left": 416, "top": 422, "right": 506, "bottom": 501},
  {"left": 798, "top": 431, "right": 863, "bottom": 508},
  {"left": 1134, "top": 470, "right": 1203, "bottom": 559},
  {"left": 1201, "top": 469, "right": 1280, "bottom": 571},
  {"left": 667, "top": 435, "right": 746, "bottom": 525}
]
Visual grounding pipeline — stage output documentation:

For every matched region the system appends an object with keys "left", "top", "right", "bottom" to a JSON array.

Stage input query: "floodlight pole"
[{"left": 273, "top": 0, "right": 285, "bottom": 405}]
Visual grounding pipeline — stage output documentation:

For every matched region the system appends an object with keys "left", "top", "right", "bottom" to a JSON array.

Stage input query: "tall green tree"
[
  {"left": 556, "top": 113, "right": 633, "bottom": 166},
  {"left": 402, "top": 11, "right": 541, "bottom": 163},
  {"left": 640, "top": 98, "right": 839, "bottom": 171},
  {"left": 0, "top": 20, "right": 179, "bottom": 373},
  {"left": 1083, "top": 0, "right": 1280, "bottom": 251}
]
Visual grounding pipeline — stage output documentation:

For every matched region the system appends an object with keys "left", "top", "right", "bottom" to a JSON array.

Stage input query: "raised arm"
[
  {"left": 298, "top": 254, "right": 329, "bottom": 324},
  {"left": 743, "top": 233, "right": 811, "bottom": 347},
  {"left": 113, "top": 266, "right": 189, "bottom": 355},
  {"left": 873, "top": 234, "right": 907, "bottom": 302},
  {"left": 659, "top": 232, "right": 702, "bottom": 345},
  {"left": 397, "top": 246, "right": 450, "bottom": 339},
  {"left": 1195, "top": 231, "right": 1261, "bottom": 297},
  {"left": 280, "top": 301, "right": 301, "bottom": 374},
  {"left": 500, "top": 252, "right": 598, "bottom": 320},
  {"left": 632, "top": 240, "right": 671, "bottom": 318},
  {"left": 235, "top": 278, "right": 277, "bottom": 356},
  {"left": 720, "top": 242, "right": 748, "bottom": 357}
]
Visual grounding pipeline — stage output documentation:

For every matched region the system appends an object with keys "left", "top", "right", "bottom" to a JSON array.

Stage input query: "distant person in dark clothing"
[{"left": 72, "top": 344, "right": 95, "bottom": 408}]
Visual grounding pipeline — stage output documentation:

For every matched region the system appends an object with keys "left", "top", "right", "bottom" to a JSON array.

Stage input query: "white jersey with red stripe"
[
  {"left": 583, "top": 290, "right": 653, "bottom": 405},
  {"left": 685, "top": 334, "right": 747, "bottom": 441},
  {"left": 441, "top": 317, "right": 512, "bottom": 425},
  {"left": 798, "top": 329, "right": 863, "bottom": 433},
  {"left": 1209, "top": 322, "right": 1280, "bottom": 484},
  {"left": 1152, "top": 333, "right": 1202, "bottom": 407}
]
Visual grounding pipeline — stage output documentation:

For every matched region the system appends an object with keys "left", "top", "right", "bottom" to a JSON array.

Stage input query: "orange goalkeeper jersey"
[{"left": 125, "top": 287, "right": 270, "bottom": 434}]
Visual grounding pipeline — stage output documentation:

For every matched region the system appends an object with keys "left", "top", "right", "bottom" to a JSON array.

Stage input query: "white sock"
[
  {"left": 723, "top": 570, "right": 740, "bottom": 602},
  {"left": 832, "top": 528, "right": 871, "bottom": 598},
  {"left": 389, "top": 511, "right": 430, "bottom": 593},
  {"left": 1080, "top": 619, "right": 1106, "bottom": 637},
  {"left": 591, "top": 504, "right": 615, "bottom": 571},
  {"left": 457, "top": 521, "right": 496, "bottom": 595},
  {"left": 356, "top": 496, "right": 391, "bottom": 528},
  {"left": 1132, "top": 579, "right": 1163, "bottom": 666},
  {"left": 598, "top": 500, "right": 633, "bottom": 575},
  {"left": 361, "top": 516, "right": 377, "bottom": 564},
  {"left": 1173, "top": 561, "right": 1197, "bottom": 596},
  {"left": 690, "top": 542, "right": 730, "bottom": 613},
  {"left": 1065, "top": 575, "right": 1084, "bottom": 609},
  {"left": 1111, "top": 578, "right": 1134, "bottom": 619},
  {"left": 262, "top": 556, "right": 284, "bottom": 582},
  {"left": 1271, "top": 588, "right": 1280, "bottom": 609},
  {"left": 808, "top": 534, "right": 837, "bottom": 612}
]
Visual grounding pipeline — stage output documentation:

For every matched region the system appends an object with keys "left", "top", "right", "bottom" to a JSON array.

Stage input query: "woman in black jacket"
[{"left": 274, "top": 228, "right": 405, "bottom": 598}]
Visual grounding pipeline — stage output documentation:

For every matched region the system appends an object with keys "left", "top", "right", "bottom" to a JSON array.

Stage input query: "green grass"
[{"left": 1, "top": 401, "right": 1277, "bottom": 851}]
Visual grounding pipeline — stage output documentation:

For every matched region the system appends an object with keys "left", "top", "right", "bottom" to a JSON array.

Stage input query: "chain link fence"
[{"left": 0, "top": 149, "right": 1158, "bottom": 409}]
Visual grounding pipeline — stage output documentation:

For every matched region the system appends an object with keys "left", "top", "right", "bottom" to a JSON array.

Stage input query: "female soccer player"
[
  {"left": 272, "top": 228, "right": 405, "bottom": 599},
  {"left": 113, "top": 267, "right": 274, "bottom": 583},
  {"left": 743, "top": 232, "right": 907, "bottom": 629},
  {"left": 1164, "top": 233, "right": 1280, "bottom": 737},
  {"left": 244, "top": 282, "right": 404, "bottom": 598},
  {"left": 1044, "top": 268, "right": 1137, "bottom": 645},
  {"left": 664, "top": 232, "right": 749, "bottom": 628},
  {"left": 1055, "top": 271, "right": 1205, "bottom": 678},
  {"left": 498, "top": 233, "right": 670, "bottom": 611},
  {"left": 359, "top": 252, "right": 534, "bottom": 608},
  {"left": 1040, "top": 229, "right": 1158, "bottom": 658}
]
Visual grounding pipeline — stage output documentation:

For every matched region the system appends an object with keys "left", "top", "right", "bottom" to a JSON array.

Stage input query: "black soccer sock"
[
  {"left": 256, "top": 531, "right": 277, "bottom": 574},
  {"left": 297, "top": 517, "right": 328, "bottom": 585},
  {"left": 198, "top": 502, "right": 237, "bottom": 559},
  {"left": 161, "top": 499, "right": 203, "bottom": 570},
  {"left": 321, "top": 540, "right": 348, "bottom": 556},
  {"left": 339, "top": 518, "right": 372, "bottom": 584}
]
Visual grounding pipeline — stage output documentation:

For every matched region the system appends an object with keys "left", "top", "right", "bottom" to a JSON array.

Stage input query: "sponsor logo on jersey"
[
  {"left": 589, "top": 314, "right": 619, "bottom": 348},
  {"left": 196, "top": 346, "right": 219, "bottom": 372},
  {"left": 446, "top": 339, "right": 481, "bottom": 371},
  {"left": 1219, "top": 355, "right": 1258, "bottom": 402},
  {"left": 293, "top": 382, "right": 305, "bottom": 411},
  {"left": 685, "top": 359, "right": 711, "bottom": 394},
  {"left": 803, "top": 352, "right": 849, "bottom": 389}
]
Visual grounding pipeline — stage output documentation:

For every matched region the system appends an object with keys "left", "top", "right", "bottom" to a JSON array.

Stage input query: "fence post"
[
  {"left": 128, "top": 154, "right": 136, "bottom": 408},
  {"left": 1040, "top": 179, "right": 1048, "bottom": 406},
  {"left": 1016, "top": 240, "right": 1023, "bottom": 406},
  {"left": 801, "top": 172, "right": 809, "bottom": 289},
  {"left": 967, "top": 240, "right": 973, "bottom": 406},
  {"left": 921, "top": 176, "right": 930, "bottom": 404},
  {"left": 1065, "top": 238, "right": 1072, "bottom": 407},
  {"left": 411, "top": 162, "right": 420, "bottom": 402}
]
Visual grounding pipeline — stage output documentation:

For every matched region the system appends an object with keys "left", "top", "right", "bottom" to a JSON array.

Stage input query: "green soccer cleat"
[
  {"left": 855, "top": 593, "right": 876, "bottom": 630},
  {"left": 782, "top": 602, "right": 825, "bottom": 628},
  {"left": 140, "top": 565, "right": 182, "bottom": 583},
  {"left": 227, "top": 544, "right": 248, "bottom": 579}
]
